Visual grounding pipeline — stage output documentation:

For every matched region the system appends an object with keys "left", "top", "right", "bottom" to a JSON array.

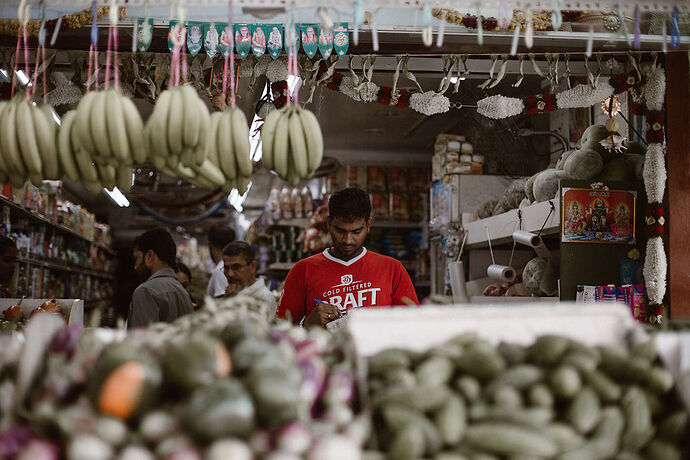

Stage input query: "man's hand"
[
  {"left": 304, "top": 302, "right": 341, "bottom": 328},
  {"left": 224, "top": 282, "right": 242, "bottom": 297}
]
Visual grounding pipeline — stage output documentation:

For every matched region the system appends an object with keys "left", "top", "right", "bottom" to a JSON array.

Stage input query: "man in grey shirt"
[{"left": 127, "top": 228, "right": 193, "bottom": 328}]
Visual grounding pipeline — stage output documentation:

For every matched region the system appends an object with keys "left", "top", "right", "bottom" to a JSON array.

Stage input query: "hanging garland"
[
  {"left": 0, "top": 7, "right": 125, "bottom": 38},
  {"left": 432, "top": 9, "right": 582, "bottom": 31}
]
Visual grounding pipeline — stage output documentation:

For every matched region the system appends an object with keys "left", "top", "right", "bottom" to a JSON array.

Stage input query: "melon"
[
  {"left": 563, "top": 148, "right": 604, "bottom": 180},
  {"left": 533, "top": 169, "right": 567, "bottom": 202},
  {"left": 523, "top": 257, "right": 548, "bottom": 296}
]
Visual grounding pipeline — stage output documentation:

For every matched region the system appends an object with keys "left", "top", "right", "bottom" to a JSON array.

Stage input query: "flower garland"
[
  {"left": 0, "top": 7, "right": 123, "bottom": 38},
  {"left": 555, "top": 81, "right": 615, "bottom": 109},
  {"left": 432, "top": 8, "right": 582, "bottom": 31},
  {"left": 477, "top": 94, "right": 524, "bottom": 119},
  {"left": 408, "top": 91, "right": 450, "bottom": 116}
]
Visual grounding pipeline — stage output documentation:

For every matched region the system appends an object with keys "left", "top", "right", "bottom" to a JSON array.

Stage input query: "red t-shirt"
[{"left": 277, "top": 248, "right": 419, "bottom": 323}]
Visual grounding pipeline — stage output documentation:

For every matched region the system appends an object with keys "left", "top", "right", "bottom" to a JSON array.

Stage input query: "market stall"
[{"left": 1, "top": 0, "right": 690, "bottom": 456}]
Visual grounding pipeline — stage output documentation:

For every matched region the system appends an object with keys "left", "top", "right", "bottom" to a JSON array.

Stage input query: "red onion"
[
  {"left": 307, "top": 435, "right": 361, "bottom": 460},
  {"left": 248, "top": 429, "right": 272, "bottom": 454},
  {"left": 299, "top": 358, "right": 328, "bottom": 413},
  {"left": 295, "top": 339, "right": 320, "bottom": 362},
  {"left": 275, "top": 422, "right": 311, "bottom": 455},
  {"left": 0, "top": 426, "right": 36, "bottom": 458},
  {"left": 16, "top": 440, "right": 58, "bottom": 460},
  {"left": 49, "top": 325, "right": 83, "bottom": 357}
]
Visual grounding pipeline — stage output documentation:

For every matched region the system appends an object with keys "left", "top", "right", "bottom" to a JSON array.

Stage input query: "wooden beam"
[{"left": 665, "top": 51, "right": 690, "bottom": 318}]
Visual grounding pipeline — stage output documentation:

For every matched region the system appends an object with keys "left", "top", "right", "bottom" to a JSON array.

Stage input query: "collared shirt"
[
  {"left": 207, "top": 260, "right": 228, "bottom": 298},
  {"left": 241, "top": 277, "right": 277, "bottom": 316},
  {"left": 127, "top": 268, "right": 194, "bottom": 328}
]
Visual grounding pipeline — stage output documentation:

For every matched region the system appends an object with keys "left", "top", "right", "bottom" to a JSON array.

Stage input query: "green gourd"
[
  {"left": 597, "top": 157, "right": 636, "bottom": 182},
  {"left": 533, "top": 169, "right": 567, "bottom": 202},
  {"left": 563, "top": 148, "right": 604, "bottom": 180}
]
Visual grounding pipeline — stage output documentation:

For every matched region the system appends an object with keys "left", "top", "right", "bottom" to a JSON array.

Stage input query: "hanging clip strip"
[
  {"left": 585, "top": 25, "right": 594, "bottom": 57},
  {"left": 477, "top": 54, "right": 498, "bottom": 90},
  {"left": 488, "top": 54, "right": 509, "bottom": 89},
  {"left": 617, "top": 8, "right": 632, "bottom": 46},
  {"left": 551, "top": 0, "right": 562, "bottom": 30},
  {"left": 513, "top": 54, "right": 525, "bottom": 87},
  {"left": 436, "top": 9, "right": 447, "bottom": 47},
  {"left": 524, "top": 9, "right": 534, "bottom": 49},
  {"left": 510, "top": 21, "right": 520, "bottom": 56},
  {"left": 477, "top": 3, "right": 483, "bottom": 46},
  {"left": 421, "top": 0, "right": 433, "bottom": 47},
  {"left": 633, "top": 5, "right": 641, "bottom": 49},
  {"left": 38, "top": 3, "right": 46, "bottom": 46},
  {"left": 91, "top": 0, "right": 99, "bottom": 46},
  {"left": 497, "top": 0, "right": 511, "bottom": 29},
  {"left": 401, "top": 54, "right": 423, "bottom": 93},
  {"left": 528, "top": 53, "right": 544, "bottom": 77},
  {"left": 352, "top": 0, "right": 363, "bottom": 46},
  {"left": 671, "top": 8, "right": 681, "bottom": 49}
]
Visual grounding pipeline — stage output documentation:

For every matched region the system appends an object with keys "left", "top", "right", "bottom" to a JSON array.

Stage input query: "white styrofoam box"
[
  {"left": 655, "top": 332, "right": 690, "bottom": 412},
  {"left": 0, "top": 299, "right": 84, "bottom": 327},
  {"left": 345, "top": 303, "right": 640, "bottom": 358}
]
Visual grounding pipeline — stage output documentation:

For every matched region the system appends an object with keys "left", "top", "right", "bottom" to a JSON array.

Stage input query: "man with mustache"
[
  {"left": 222, "top": 241, "right": 277, "bottom": 316},
  {"left": 127, "top": 228, "right": 193, "bottom": 328},
  {"left": 277, "top": 187, "right": 418, "bottom": 327}
]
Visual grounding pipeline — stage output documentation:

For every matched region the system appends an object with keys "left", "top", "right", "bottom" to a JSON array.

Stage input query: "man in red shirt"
[{"left": 277, "top": 187, "right": 418, "bottom": 327}]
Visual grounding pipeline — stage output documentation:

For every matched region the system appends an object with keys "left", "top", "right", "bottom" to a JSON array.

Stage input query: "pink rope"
[
  {"left": 182, "top": 41, "right": 188, "bottom": 83},
  {"left": 113, "top": 25, "right": 120, "bottom": 91},
  {"left": 23, "top": 25, "right": 29, "bottom": 98},
  {"left": 222, "top": 56, "right": 228, "bottom": 105},
  {"left": 31, "top": 42, "right": 41, "bottom": 99},
  {"left": 41, "top": 44, "right": 47, "bottom": 103},
  {"left": 86, "top": 43, "right": 94, "bottom": 92},
  {"left": 94, "top": 49, "right": 99, "bottom": 90},
  {"left": 10, "top": 33, "right": 20, "bottom": 97},
  {"left": 289, "top": 44, "right": 300, "bottom": 105},
  {"left": 229, "top": 33, "right": 236, "bottom": 107},
  {"left": 105, "top": 25, "right": 113, "bottom": 89}
]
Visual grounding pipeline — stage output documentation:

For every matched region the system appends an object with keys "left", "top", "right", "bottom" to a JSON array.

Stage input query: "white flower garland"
[
  {"left": 409, "top": 91, "right": 451, "bottom": 116},
  {"left": 642, "top": 64, "right": 666, "bottom": 111},
  {"left": 339, "top": 76, "right": 363, "bottom": 101},
  {"left": 265, "top": 56, "right": 288, "bottom": 82},
  {"left": 477, "top": 95, "right": 525, "bottom": 119},
  {"left": 642, "top": 142, "right": 666, "bottom": 204},
  {"left": 356, "top": 82, "right": 381, "bottom": 103},
  {"left": 239, "top": 56, "right": 255, "bottom": 78},
  {"left": 644, "top": 237, "right": 667, "bottom": 307},
  {"left": 555, "top": 81, "right": 615, "bottom": 109}
]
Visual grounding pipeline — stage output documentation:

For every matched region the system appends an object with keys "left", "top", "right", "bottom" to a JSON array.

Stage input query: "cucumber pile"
[{"left": 367, "top": 334, "right": 689, "bottom": 460}]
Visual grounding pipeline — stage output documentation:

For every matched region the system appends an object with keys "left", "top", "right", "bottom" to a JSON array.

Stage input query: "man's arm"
[
  {"left": 207, "top": 269, "right": 228, "bottom": 298},
  {"left": 391, "top": 261, "right": 420, "bottom": 306},
  {"left": 128, "top": 286, "right": 160, "bottom": 328},
  {"left": 276, "top": 263, "right": 307, "bottom": 323}
]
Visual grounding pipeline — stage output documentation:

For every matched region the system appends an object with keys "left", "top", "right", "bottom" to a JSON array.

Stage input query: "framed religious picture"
[{"left": 561, "top": 186, "right": 637, "bottom": 244}]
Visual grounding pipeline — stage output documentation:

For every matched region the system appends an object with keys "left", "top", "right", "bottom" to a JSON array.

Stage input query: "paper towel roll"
[
  {"left": 449, "top": 261, "right": 469, "bottom": 303},
  {"left": 513, "top": 230, "right": 551, "bottom": 259},
  {"left": 487, "top": 264, "right": 517, "bottom": 283}
]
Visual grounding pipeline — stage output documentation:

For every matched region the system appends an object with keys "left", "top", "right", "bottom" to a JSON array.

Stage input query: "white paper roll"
[
  {"left": 461, "top": 142, "right": 474, "bottom": 154},
  {"left": 447, "top": 140, "right": 461, "bottom": 152},
  {"left": 512, "top": 230, "right": 551, "bottom": 259},
  {"left": 449, "top": 261, "right": 469, "bottom": 303},
  {"left": 487, "top": 264, "right": 517, "bottom": 283}
]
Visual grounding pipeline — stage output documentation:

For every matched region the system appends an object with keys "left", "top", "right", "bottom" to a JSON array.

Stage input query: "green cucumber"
[
  {"left": 581, "top": 368, "right": 622, "bottom": 402},
  {"left": 497, "top": 342, "right": 527, "bottom": 366},
  {"left": 566, "top": 386, "right": 601, "bottom": 434},
  {"left": 373, "top": 385, "right": 452, "bottom": 413},
  {"left": 658, "top": 411, "right": 689, "bottom": 443},
  {"left": 245, "top": 366, "right": 301, "bottom": 427},
  {"left": 491, "top": 364, "right": 543, "bottom": 390},
  {"left": 544, "top": 423, "right": 585, "bottom": 451},
  {"left": 455, "top": 346, "right": 506, "bottom": 380},
  {"left": 620, "top": 386, "right": 654, "bottom": 451},
  {"left": 384, "top": 367, "right": 417, "bottom": 388},
  {"left": 528, "top": 384, "right": 554, "bottom": 408},
  {"left": 549, "top": 365, "right": 582, "bottom": 399},
  {"left": 643, "top": 440, "right": 682, "bottom": 460},
  {"left": 434, "top": 394, "right": 467, "bottom": 446},
  {"left": 463, "top": 423, "right": 558, "bottom": 457},
  {"left": 526, "top": 335, "right": 570, "bottom": 366},
  {"left": 416, "top": 356, "right": 454, "bottom": 386},
  {"left": 644, "top": 366, "right": 675, "bottom": 394},
  {"left": 598, "top": 346, "right": 650, "bottom": 383},
  {"left": 163, "top": 333, "right": 231, "bottom": 393},
  {"left": 479, "top": 407, "right": 554, "bottom": 429},
  {"left": 369, "top": 349, "right": 412, "bottom": 377},
  {"left": 492, "top": 385, "right": 523, "bottom": 409},
  {"left": 380, "top": 404, "right": 425, "bottom": 431},
  {"left": 389, "top": 423, "right": 425, "bottom": 460},
  {"left": 630, "top": 338, "right": 658, "bottom": 362},
  {"left": 454, "top": 376, "right": 481, "bottom": 401}
]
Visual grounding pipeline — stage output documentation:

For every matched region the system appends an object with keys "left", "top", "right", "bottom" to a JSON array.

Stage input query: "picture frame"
[{"left": 561, "top": 186, "right": 637, "bottom": 244}]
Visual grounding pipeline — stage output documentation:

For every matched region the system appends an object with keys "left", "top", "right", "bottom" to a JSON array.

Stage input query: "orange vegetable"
[{"left": 98, "top": 361, "right": 146, "bottom": 420}]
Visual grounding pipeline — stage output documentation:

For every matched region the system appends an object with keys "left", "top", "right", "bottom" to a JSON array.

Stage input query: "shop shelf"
[
  {"left": 464, "top": 199, "right": 561, "bottom": 249},
  {"left": 268, "top": 262, "right": 297, "bottom": 271},
  {"left": 372, "top": 220, "right": 424, "bottom": 229},
  {"left": 0, "top": 195, "right": 115, "bottom": 255},
  {"left": 270, "top": 218, "right": 311, "bottom": 228},
  {"left": 19, "top": 256, "right": 115, "bottom": 280}
]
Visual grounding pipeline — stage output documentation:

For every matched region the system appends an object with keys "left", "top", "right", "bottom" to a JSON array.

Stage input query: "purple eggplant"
[{"left": 0, "top": 426, "right": 36, "bottom": 458}]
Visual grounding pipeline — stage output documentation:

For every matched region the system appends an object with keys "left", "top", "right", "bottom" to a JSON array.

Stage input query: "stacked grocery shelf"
[{"left": 0, "top": 186, "right": 116, "bottom": 303}]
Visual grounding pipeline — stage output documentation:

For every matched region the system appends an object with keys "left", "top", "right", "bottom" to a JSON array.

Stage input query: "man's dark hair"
[
  {"left": 0, "top": 236, "right": 16, "bottom": 255},
  {"left": 328, "top": 187, "right": 371, "bottom": 221},
  {"left": 133, "top": 228, "right": 177, "bottom": 267},
  {"left": 208, "top": 224, "right": 236, "bottom": 250},
  {"left": 173, "top": 261, "right": 192, "bottom": 282},
  {"left": 222, "top": 241, "right": 255, "bottom": 263}
]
